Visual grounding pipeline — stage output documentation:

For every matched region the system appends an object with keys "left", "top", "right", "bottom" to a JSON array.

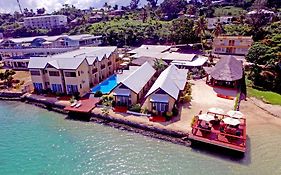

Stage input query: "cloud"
[{"left": 0, "top": 0, "right": 136, "bottom": 13}]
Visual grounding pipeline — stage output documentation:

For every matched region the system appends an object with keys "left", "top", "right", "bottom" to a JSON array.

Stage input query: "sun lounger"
[
  {"left": 75, "top": 103, "right": 82, "bottom": 108},
  {"left": 70, "top": 101, "right": 77, "bottom": 107}
]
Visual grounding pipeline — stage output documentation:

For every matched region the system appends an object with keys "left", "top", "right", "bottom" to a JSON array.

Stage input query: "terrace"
[{"left": 190, "top": 111, "right": 246, "bottom": 152}]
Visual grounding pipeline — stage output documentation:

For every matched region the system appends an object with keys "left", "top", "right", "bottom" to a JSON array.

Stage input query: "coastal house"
[
  {"left": 112, "top": 62, "right": 156, "bottom": 106},
  {"left": 0, "top": 34, "right": 102, "bottom": 70},
  {"left": 212, "top": 36, "right": 253, "bottom": 55},
  {"left": 23, "top": 15, "right": 67, "bottom": 29},
  {"left": 144, "top": 64, "right": 188, "bottom": 114},
  {"left": 204, "top": 56, "right": 243, "bottom": 89},
  {"left": 28, "top": 46, "right": 118, "bottom": 95}
]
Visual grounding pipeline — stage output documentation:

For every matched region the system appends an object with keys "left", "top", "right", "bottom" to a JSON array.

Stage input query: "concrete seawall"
[{"left": 0, "top": 94, "right": 191, "bottom": 147}]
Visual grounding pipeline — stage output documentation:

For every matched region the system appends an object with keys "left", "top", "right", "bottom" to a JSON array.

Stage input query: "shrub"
[
  {"left": 172, "top": 106, "right": 179, "bottom": 116},
  {"left": 111, "top": 100, "right": 116, "bottom": 107},
  {"left": 94, "top": 90, "right": 103, "bottom": 97},
  {"left": 108, "top": 95, "right": 114, "bottom": 101},
  {"left": 141, "top": 107, "right": 149, "bottom": 114},
  {"left": 129, "top": 103, "right": 142, "bottom": 113},
  {"left": 69, "top": 96, "right": 75, "bottom": 104}
]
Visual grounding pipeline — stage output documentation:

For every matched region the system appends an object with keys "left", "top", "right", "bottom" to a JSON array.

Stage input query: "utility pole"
[{"left": 16, "top": 0, "right": 23, "bottom": 14}]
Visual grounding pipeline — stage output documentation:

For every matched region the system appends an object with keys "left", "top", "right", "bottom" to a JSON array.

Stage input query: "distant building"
[
  {"left": 207, "top": 16, "right": 233, "bottom": 30},
  {"left": 28, "top": 46, "right": 119, "bottom": 95},
  {"left": 212, "top": 36, "right": 253, "bottom": 55},
  {"left": 0, "top": 34, "right": 102, "bottom": 70},
  {"left": 23, "top": 15, "right": 67, "bottom": 29}
]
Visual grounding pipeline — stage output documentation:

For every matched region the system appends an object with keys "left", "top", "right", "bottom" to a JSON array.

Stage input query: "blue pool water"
[{"left": 91, "top": 74, "right": 117, "bottom": 94}]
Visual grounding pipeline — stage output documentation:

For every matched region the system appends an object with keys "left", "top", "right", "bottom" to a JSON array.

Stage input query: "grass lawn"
[
  {"left": 214, "top": 6, "right": 246, "bottom": 17},
  {"left": 247, "top": 87, "right": 281, "bottom": 105}
]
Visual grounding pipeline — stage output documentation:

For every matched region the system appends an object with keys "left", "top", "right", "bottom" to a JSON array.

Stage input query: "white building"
[
  {"left": 24, "top": 15, "right": 67, "bottom": 29},
  {"left": 0, "top": 34, "right": 102, "bottom": 69},
  {"left": 213, "top": 36, "right": 253, "bottom": 55}
]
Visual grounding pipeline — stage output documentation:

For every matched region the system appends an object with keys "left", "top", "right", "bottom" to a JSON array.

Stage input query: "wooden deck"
[
  {"left": 64, "top": 98, "right": 100, "bottom": 113},
  {"left": 189, "top": 114, "right": 246, "bottom": 153}
]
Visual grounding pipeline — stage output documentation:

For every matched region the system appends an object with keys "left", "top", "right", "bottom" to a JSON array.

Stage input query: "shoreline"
[
  {"left": 1, "top": 92, "right": 280, "bottom": 154},
  {"left": 0, "top": 95, "right": 192, "bottom": 147}
]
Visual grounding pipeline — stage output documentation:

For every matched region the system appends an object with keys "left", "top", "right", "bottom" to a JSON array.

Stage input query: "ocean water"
[{"left": 0, "top": 101, "right": 281, "bottom": 175}]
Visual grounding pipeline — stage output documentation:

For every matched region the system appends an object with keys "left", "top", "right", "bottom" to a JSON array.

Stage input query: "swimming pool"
[{"left": 91, "top": 74, "right": 117, "bottom": 94}]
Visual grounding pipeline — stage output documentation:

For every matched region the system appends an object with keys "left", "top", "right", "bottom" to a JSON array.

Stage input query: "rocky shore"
[{"left": 0, "top": 93, "right": 192, "bottom": 147}]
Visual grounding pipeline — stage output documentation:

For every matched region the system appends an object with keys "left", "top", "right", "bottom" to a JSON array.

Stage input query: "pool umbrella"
[
  {"left": 198, "top": 114, "right": 215, "bottom": 122},
  {"left": 122, "top": 57, "right": 131, "bottom": 61},
  {"left": 208, "top": 107, "right": 225, "bottom": 114},
  {"left": 120, "top": 62, "right": 129, "bottom": 66},
  {"left": 223, "top": 117, "right": 241, "bottom": 126},
  {"left": 227, "top": 110, "right": 244, "bottom": 119}
]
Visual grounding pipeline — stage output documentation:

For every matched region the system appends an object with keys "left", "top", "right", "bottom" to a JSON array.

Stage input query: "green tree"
[
  {"left": 159, "top": 0, "right": 187, "bottom": 19},
  {"left": 0, "top": 69, "right": 16, "bottom": 87},
  {"left": 130, "top": 0, "right": 140, "bottom": 10},
  {"left": 193, "top": 16, "right": 207, "bottom": 52},
  {"left": 246, "top": 42, "right": 270, "bottom": 65},
  {"left": 212, "top": 19, "right": 224, "bottom": 37},
  {"left": 147, "top": 0, "right": 158, "bottom": 8},
  {"left": 153, "top": 58, "right": 166, "bottom": 73}
]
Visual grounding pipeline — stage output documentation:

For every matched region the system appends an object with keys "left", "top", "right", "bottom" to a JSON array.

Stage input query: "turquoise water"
[
  {"left": 0, "top": 101, "right": 281, "bottom": 175},
  {"left": 91, "top": 75, "right": 117, "bottom": 94}
]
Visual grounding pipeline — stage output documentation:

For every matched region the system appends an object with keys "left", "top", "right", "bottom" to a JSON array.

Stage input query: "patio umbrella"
[
  {"left": 223, "top": 117, "right": 240, "bottom": 126},
  {"left": 198, "top": 114, "right": 215, "bottom": 122},
  {"left": 227, "top": 110, "right": 244, "bottom": 119},
  {"left": 120, "top": 62, "right": 129, "bottom": 66},
  {"left": 122, "top": 57, "right": 131, "bottom": 61},
  {"left": 208, "top": 107, "right": 225, "bottom": 114}
]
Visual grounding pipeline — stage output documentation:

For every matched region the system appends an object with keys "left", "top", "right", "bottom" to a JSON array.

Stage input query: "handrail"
[{"left": 192, "top": 126, "right": 246, "bottom": 147}]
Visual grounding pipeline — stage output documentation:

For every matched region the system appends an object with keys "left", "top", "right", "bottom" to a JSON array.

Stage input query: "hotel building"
[
  {"left": 28, "top": 46, "right": 118, "bottom": 95},
  {"left": 24, "top": 15, "right": 67, "bottom": 29},
  {"left": 0, "top": 34, "right": 102, "bottom": 70},
  {"left": 212, "top": 36, "right": 253, "bottom": 55}
]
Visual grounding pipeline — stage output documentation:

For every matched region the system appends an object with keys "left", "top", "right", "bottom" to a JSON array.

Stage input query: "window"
[
  {"left": 78, "top": 71, "right": 80, "bottom": 76},
  {"left": 51, "top": 84, "right": 62, "bottom": 93},
  {"left": 92, "top": 68, "right": 98, "bottom": 74},
  {"left": 66, "top": 85, "right": 78, "bottom": 94},
  {"left": 64, "top": 72, "right": 76, "bottom": 77},
  {"left": 30, "top": 70, "right": 40, "bottom": 76},
  {"left": 152, "top": 102, "right": 168, "bottom": 112},
  {"left": 49, "top": 71, "right": 60, "bottom": 76},
  {"left": 33, "top": 83, "right": 43, "bottom": 92},
  {"left": 80, "top": 84, "right": 82, "bottom": 89}
]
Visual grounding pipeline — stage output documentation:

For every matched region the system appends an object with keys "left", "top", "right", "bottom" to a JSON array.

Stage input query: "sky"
[{"left": 0, "top": 0, "right": 161, "bottom": 13}]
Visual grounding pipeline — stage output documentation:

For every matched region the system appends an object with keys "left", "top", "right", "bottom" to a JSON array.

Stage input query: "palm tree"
[
  {"left": 153, "top": 58, "right": 166, "bottom": 73},
  {"left": 193, "top": 16, "right": 207, "bottom": 52},
  {"left": 0, "top": 69, "right": 16, "bottom": 87},
  {"left": 212, "top": 19, "right": 223, "bottom": 37},
  {"left": 16, "top": 0, "right": 23, "bottom": 14}
]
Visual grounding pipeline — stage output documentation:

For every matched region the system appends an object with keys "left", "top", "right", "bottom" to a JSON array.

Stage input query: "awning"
[
  {"left": 150, "top": 94, "right": 169, "bottom": 103},
  {"left": 113, "top": 88, "right": 130, "bottom": 96}
]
